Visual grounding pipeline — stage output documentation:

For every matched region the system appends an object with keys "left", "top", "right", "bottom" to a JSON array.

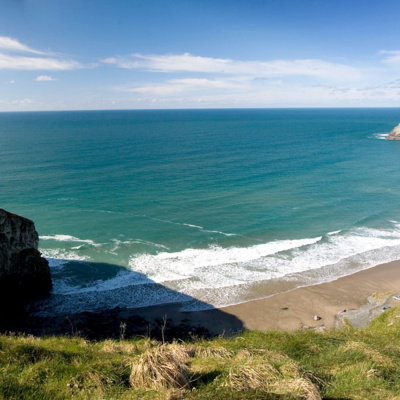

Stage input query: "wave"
[
  {"left": 41, "top": 249, "right": 91, "bottom": 262},
  {"left": 128, "top": 236, "right": 323, "bottom": 285},
  {"left": 33, "top": 223, "right": 400, "bottom": 316},
  {"left": 111, "top": 238, "right": 169, "bottom": 250},
  {"left": 371, "top": 132, "right": 389, "bottom": 140},
  {"left": 126, "top": 228, "right": 400, "bottom": 292},
  {"left": 40, "top": 234, "right": 99, "bottom": 246},
  {"left": 148, "top": 216, "right": 237, "bottom": 237},
  {"left": 200, "top": 229, "right": 237, "bottom": 237}
]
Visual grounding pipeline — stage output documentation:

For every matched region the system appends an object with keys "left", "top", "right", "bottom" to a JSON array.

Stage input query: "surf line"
[{"left": 145, "top": 216, "right": 240, "bottom": 237}]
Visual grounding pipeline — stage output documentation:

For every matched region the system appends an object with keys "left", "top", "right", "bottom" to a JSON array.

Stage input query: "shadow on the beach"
[{"left": 1, "top": 260, "right": 244, "bottom": 341}]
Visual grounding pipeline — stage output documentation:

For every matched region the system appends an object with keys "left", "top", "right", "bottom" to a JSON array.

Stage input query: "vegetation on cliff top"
[{"left": 1, "top": 306, "right": 400, "bottom": 400}]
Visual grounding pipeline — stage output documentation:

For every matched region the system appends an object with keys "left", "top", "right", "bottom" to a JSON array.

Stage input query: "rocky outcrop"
[
  {"left": 387, "top": 123, "right": 400, "bottom": 140},
  {"left": 0, "top": 209, "right": 51, "bottom": 303}
]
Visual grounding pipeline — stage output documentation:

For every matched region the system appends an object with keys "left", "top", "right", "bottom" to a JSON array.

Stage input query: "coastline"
[
  {"left": 4, "top": 259, "right": 400, "bottom": 339},
  {"left": 139, "top": 259, "right": 400, "bottom": 334},
  {"left": 219, "top": 259, "right": 400, "bottom": 331}
]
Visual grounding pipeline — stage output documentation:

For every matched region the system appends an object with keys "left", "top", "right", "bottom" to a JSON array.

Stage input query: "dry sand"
[
  {"left": 7, "top": 260, "right": 400, "bottom": 339},
  {"left": 128, "top": 260, "right": 400, "bottom": 335},
  {"left": 218, "top": 259, "right": 400, "bottom": 331}
]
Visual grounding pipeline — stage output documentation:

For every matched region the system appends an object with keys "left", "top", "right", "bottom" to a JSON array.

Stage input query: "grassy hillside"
[{"left": 1, "top": 306, "right": 400, "bottom": 399}]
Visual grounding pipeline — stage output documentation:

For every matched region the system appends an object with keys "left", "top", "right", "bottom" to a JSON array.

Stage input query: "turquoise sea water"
[{"left": 2, "top": 108, "right": 400, "bottom": 315}]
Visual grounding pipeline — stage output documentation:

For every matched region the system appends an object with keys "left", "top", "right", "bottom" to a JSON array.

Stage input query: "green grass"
[{"left": 1, "top": 306, "right": 400, "bottom": 399}]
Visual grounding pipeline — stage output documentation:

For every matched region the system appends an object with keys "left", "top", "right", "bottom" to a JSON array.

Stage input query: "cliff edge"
[
  {"left": 0, "top": 209, "right": 52, "bottom": 304},
  {"left": 387, "top": 123, "right": 400, "bottom": 140}
]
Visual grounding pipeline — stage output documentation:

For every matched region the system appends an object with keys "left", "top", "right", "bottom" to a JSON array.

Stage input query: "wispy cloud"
[
  {"left": 11, "top": 98, "right": 33, "bottom": 106},
  {"left": 0, "top": 36, "right": 45, "bottom": 54},
  {"left": 122, "top": 77, "right": 249, "bottom": 95},
  {"left": 102, "top": 52, "right": 362, "bottom": 82},
  {"left": 36, "top": 75, "right": 56, "bottom": 81},
  {"left": 0, "top": 36, "right": 83, "bottom": 70},
  {"left": 380, "top": 50, "right": 400, "bottom": 66}
]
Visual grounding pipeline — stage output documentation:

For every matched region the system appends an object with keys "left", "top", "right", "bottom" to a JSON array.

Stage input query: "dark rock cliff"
[{"left": 0, "top": 209, "right": 52, "bottom": 304}]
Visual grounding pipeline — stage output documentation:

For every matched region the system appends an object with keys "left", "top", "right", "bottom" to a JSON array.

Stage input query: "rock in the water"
[
  {"left": 0, "top": 209, "right": 51, "bottom": 303},
  {"left": 387, "top": 123, "right": 400, "bottom": 140}
]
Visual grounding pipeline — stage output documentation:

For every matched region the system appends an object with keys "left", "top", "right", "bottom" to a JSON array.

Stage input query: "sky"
[{"left": 2, "top": 0, "right": 400, "bottom": 111}]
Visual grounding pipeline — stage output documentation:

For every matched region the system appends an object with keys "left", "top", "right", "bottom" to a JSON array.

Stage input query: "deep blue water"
[{"left": 2, "top": 108, "right": 400, "bottom": 315}]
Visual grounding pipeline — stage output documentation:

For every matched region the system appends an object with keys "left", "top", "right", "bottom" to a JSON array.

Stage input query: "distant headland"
[{"left": 387, "top": 123, "right": 400, "bottom": 140}]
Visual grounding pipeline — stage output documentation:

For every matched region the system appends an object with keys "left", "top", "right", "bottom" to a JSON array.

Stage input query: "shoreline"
[
  {"left": 219, "top": 259, "right": 400, "bottom": 331},
  {"left": 3, "top": 259, "right": 400, "bottom": 339}
]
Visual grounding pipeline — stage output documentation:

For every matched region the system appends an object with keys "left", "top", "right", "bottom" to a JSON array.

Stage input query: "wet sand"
[
  {"left": 218, "top": 259, "right": 400, "bottom": 331},
  {"left": 117, "top": 259, "right": 400, "bottom": 335},
  {"left": 4, "top": 260, "right": 400, "bottom": 339}
]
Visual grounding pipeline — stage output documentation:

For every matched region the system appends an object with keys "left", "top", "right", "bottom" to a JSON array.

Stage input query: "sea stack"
[
  {"left": 0, "top": 209, "right": 52, "bottom": 304},
  {"left": 387, "top": 123, "right": 400, "bottom": 140}
]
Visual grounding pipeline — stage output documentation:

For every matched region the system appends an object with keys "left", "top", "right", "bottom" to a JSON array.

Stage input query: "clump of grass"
[
  {"left": 274, "top": 377, "right": 322, "bottom": 400},
  {"left": 2, "top": 306, "right": 400, "bottom": 399},
  {"left": 225, "top": 354, "right": 322, "bottom": 399},
  {"left": 226, "top": 358, "right": 280, "bottom": 390},
  {"left": 130, "top": 343, "right": 192, "bottom": 391},
  {"left": 371, "top": 291, "right": 395, "bottom": 303},
  {"left": 194, "top": 345, "right": 232, "bottom": 359},
  {"left": 101, "top": 339, "right": 137, "bottom": 354}
]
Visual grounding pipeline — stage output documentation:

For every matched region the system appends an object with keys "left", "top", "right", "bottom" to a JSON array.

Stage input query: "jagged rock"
[
  {"left": 387, "top": 123, "right": 400, "bottom": 140},
  {"left": 0, "top": 209, "right": 51, "bottom": 304}
]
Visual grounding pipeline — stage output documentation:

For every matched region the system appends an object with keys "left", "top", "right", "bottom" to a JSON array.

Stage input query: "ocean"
[{"left": 2, "top": 108, "right": 400, "bottom": 316}]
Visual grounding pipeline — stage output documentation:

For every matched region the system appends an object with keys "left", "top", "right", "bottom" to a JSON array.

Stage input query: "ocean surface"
[{"left": 2, "top": 108, "right": 400, "bottom": 316}]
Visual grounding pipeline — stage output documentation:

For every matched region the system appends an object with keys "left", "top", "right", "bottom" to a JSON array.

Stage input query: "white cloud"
[
  {"left": 8, "top": 79, "right": 15, "bottom": 84},
  {"left": 0, "top": 36, "right": 83, "bottom": 70},
  {"left": 102, "top": 52, "right": 362, "bottom": 82},
  {"left": 0, "top": 53, "right": 81, "bottom": 70},
  {"left": 380, "top": 50, "right": 400, "bottom": 66},
  {"left": 0, "top": 36, "right": 45, "bottom": 54},
  {"left": 36, "top": 75, "right": 56, "bottom": 81},
  {"left": 11, "top": 98, "right": 33, "bottom": 106},
  {"left": 124, "top": 77, "right": 249, "bottom": 95}
]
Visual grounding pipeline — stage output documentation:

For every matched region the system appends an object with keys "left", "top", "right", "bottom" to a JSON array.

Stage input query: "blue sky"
[{"left": 2, "top": 0, "right": 400, "bottom": 111}]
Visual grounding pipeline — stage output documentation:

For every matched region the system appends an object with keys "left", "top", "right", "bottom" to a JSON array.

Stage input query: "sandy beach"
[
  {"left": 144, "top": 259, "right": 399, "bottom": 334},
  {"left": 83, "top": 259, "right": 400, "bottom": 337},
  {"left": 220, "top": 259, "right": 400, "bottom": 331},
  {"left": 4, "top": 260, "right": 400, "bottom": 339}
]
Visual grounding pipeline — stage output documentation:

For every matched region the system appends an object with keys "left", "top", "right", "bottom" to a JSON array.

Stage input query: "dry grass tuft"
[
  {"left": 226, "top": 359, "right": 280, "bottom": 390},
  {"left": 194, "top": 345, "right": 233, "bottom": 359},
  {"left": 235, "top": 349, "right": 252, "bottom": 360},
  {"left": 101, "top": 339, "right": 137, "bottom": 354},
  {"left": 274, "top": 378, "right": 322, "bottom": 400},
  {"left": 130, "top": 343, "right": 192, "bottom": 390},
  {"left": 371, "top": 291, "right": 395, "bottom": 303},
  {"left": 279, "top": 360, "right": 302, "bottom": 379},
  {"left": 225, "top": 354, "right": 323, "bottom": 399}
]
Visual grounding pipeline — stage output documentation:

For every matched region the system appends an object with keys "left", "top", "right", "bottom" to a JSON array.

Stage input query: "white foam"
[
  {"left": 34, "top": 223, "right": 400, "bottom": 316},
  {"left": 128, "top": 236, "right": 323, "bottom": 285},
  {"left": 41, "top": 249, "right": 90, "bottom": 262},
  {"left": 200, "top": 229, "right": 237, "bottom": 237},
  {"left": 40, "top": 234, "right": 98, "bottom": 246},
  {"left": 181, "top": 223, "right": 204, "bottom": 229},
  {"left": 327, "top": 230, "right": 341, "bottom": 236},
  {"left": 372, "top": 133, "right": 389, "bottom": 140},
  {"left": 111, "top": 238, "right": 169, "bottom": 250},
  {"left": 148, "top": 217, "right": 237, "bottom": 236},
  {"left": 126, "top": 226, "right": 400, "bottom": 294}
]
